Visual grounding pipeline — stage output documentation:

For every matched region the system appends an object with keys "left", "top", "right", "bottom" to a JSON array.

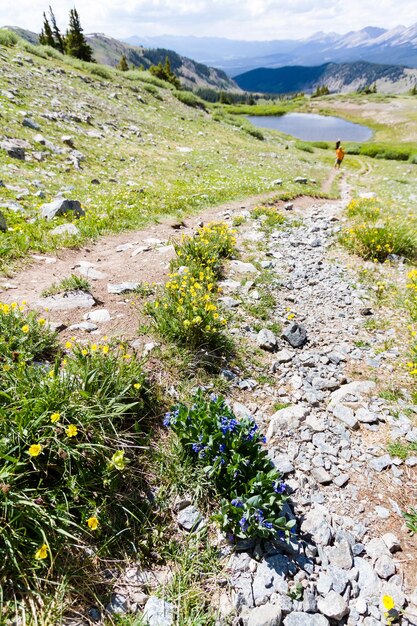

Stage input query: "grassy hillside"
[{"left": 0, "top": 32, "right": 332, "bottom": 274}]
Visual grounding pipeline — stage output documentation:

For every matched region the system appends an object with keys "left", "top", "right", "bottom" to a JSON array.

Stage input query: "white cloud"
[{"left": 1, "top": 0, "right": 416, "bottom": 40}]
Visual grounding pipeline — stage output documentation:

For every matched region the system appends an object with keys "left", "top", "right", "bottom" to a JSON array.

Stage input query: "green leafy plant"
[
  {"left": 0, "top": 309, "right": 150, "bottom": 596},
  {"left": 403, "top": 507, "right": 417, "bottom": 534},
  {"left": 164, "top": 392, "right": 294, "bottom": 541}
]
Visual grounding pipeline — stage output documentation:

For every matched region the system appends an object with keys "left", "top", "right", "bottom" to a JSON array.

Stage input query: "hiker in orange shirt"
[{"left": 335, "top": 140, "right": 345, "bottom": 168}]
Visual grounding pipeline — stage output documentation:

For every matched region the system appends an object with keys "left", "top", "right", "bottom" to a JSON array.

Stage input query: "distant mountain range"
[
  {"left": 125, "top": 23, "right": 417, "bottom": 75},
  {"left": 2, "top": 27, "right": 238, "bottom": 92},
  {"left": 234, "top": 61, "right": 417, "bottom": 95}
]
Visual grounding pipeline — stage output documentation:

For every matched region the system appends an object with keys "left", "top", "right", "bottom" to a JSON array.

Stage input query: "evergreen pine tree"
[
  {"left": 117, "top": 53, "right": 129, "bottom": 71},
  {"left": 49, "top": 6, "right": 65, "bottom": 54},
  {"left": 39, "top": 12, "right": 55, "bottom": 48},
  {"left": 65, "top": 8, "right": 94, "bottom": 62}
]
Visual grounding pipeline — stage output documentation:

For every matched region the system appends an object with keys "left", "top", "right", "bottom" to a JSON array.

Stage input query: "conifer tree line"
[{"left": 39, "top": 6, "right": 94, "bottom": 62}]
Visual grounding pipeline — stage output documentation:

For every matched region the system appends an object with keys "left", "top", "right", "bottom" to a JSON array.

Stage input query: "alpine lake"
[{"left": 247, "top": 112, "right": 373, "bottom": 142}]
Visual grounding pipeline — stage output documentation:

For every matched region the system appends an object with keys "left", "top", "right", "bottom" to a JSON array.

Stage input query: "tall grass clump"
[
  {"left": 148, "top": 223, "right": 236, "bottom": 352},
  {"left": 164, "top": 392, "right": 295, "bottom": 541},
  {"left": 0, "top": 303, "right": 151, "bottom": 601}
]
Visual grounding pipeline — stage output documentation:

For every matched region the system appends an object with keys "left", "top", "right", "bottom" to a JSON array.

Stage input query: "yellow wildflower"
[
  {"left": 34, "top": 544, "right": 48, "bottom": 560},
  {"left": 28, "top": 444, "right": 42, "bottom": 457},
  {"left": 50, "top": 412, "right": 60, "bottom": 423},
  {"left": 66, "top": 424, "right": 78, "bottom": 438},
  {"left": 87, "top": 516, "right": 99, "bottom": 530},
  {"left": 382, "top": 595, "right": 395, "bottom": 611},
  {"left": 21, "top": 325, "right": 29, "bottom": 334}
]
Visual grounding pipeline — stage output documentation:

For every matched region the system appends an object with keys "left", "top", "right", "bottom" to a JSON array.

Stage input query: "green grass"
[
  {"left": 41, "top": 274, "right": 91, "bottom": 297},
  {"left": 387, "top": 440, "right": 417, "bottom": 460}
]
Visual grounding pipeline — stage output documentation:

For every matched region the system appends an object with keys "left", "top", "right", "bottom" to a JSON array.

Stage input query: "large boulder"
[{"left": 41, "top": 198, "right": 85, "bottom": 220}]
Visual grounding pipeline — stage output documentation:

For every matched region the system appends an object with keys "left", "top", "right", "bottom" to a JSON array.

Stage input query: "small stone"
[
  {"left": 107, "top": 282, "right": 139, "bottom": 294},
  {"left": 106, "top": 594, "right": 128, "bottom": 615},
  {"left": 283, "top": 612, "right": 329, "bottom": 626},
  {"left": 22, "top": 117, "right": 40, "bottom": 130},
  {"left": 332, "top": 404, "right": 359, "bottom": 430},
  {"left": 317, "top": 591, "right": 348, "bottom": 621},
  {"left": 274, "top": 349, "right": 293, "bottom": 364},
  {"left": 374, "top": 554, "right": 396, "bottom": 579},
  {"left": 68, "top": 321, "right": 98, "bottom": 332},
  {"left": 230, "top": 260, "right": 257, "bottom": 274},
  {"left": 326, "top": 539, "right": 353, "bottom": 570},
  {"left": 381, "top": 533, "right": 401, "bottom": 553},
  {"left": 369, "top": 455, "right": 392, "bottom": 472},
  {"left": 0, "top": 211, "right": 7, "bottom": 232},
  {"left": 41, "top": 198, "right": 85, "bottom": 220},
  {"left": 282, "top": 323, "right": 307, "bottom": 348},
  {"left": 311, "top": 467, "right": 333, "bottom": 484},
  {"left": 267, "top": 405, "right": 309, "bottom": 438},
  {"left": 247, "top": 604, "right": 282, "bottom": 626},
  {"left": 86, "top": 309, "right": 111, "bottom": 323},
  {"left": 176, "top": 505, "right": 203, "bottom": 532},
  {"left": 333, "top": 473, "right": 349, "bottom": 487},
  {"left": 220, "top": 296, "right": 241, "bottom": 308},
  {"left": 356, "top": 408, "right": 379, "bottom": 424},
  {"left": 257, "top": 329, "right": 277, "bottom": 351},
  {"left": 329, "top": 381, "right": 376, "bottom": 408},
  {"left": 374, "top": 505, "right": 390, "bottom": 519},
  {"left": 50, "top": 223, "right": 80, "bottom": 236},
  {"left": 143, "top": 596, "right": 174, "bottom": 626},
  {"left": 38, "top": 291, "right": 95, "bottom": 311}
]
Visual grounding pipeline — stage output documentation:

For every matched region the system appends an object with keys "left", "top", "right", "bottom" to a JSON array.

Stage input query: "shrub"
[
  {"left": 173, "top": 90, "right": 207, "bottom": 110},
  {"left": 245, "top": 127, "right": 264, "bottom": 141},
  {"left": 311, "top": 141, "right": 330, "bottom": 150},
  {"left": 164, "top": 392, "right": 295, "bottom": 541},
  {"left": 89, "top": 64, "right": 112, "bottom": 80},
  {"left": 0, "top": 311, "right": 149, "bottom": 595},
  {"left": 295, "top": 141, "right": 314, "bottom": 153},
  {"left": 340, "top": 219, "right": 417, "bottom": 262},
  {"left": 0, "top": 29, "right": 19, "bottom": 47}
]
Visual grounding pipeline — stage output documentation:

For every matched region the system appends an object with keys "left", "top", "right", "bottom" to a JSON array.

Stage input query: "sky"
[{"left": 2, "top": 0, "right": 417, "bottom": 41}]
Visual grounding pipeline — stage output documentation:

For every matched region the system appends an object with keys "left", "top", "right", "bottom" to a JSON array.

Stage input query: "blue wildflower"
[
  {"left": 263, "top": 521, "right": 273, "bottom": 529},
  {"left": 254, "top": 509, "right": 264, "bottom": 522},
  {"left": 273, "top": 481, "right": 287, "bottom": 494},
  {"left": 163, "top": 412, "right": 171, "bottom": 427},
  {"left": 209, "top": 393, "right": 218, "bottom": 402},
  {"left": 239, "top": 516, "right": 249, "bottom": 531},
  {"left": 277, "top": 530, "right": 285, "bottom": 540},
  {"left": 219, "top": 443, "right": 226, "bottom": 453},
  {"left": 231, "top": 499, "right": 244, "bottom": 508}
]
